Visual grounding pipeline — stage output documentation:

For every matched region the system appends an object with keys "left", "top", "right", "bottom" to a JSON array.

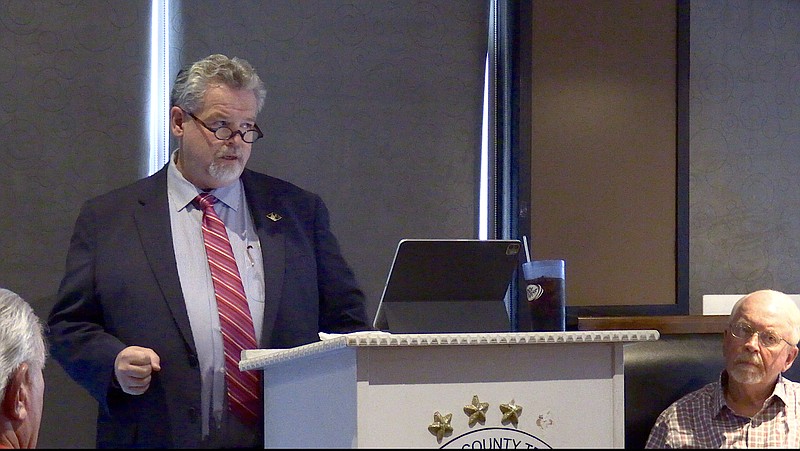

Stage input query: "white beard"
[
  {"left": 208, "top": 158, "right": 244, "bottom": 185},
  {"left": 729, "top": 355, "right": 766, "bottom": 384}
]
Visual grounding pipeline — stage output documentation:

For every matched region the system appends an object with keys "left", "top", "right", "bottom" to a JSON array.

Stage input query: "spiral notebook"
[{"left": 372, "top": 238, "right": 522, "bottom": 334}]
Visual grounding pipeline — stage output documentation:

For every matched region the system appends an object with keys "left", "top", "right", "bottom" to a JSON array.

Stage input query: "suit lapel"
[
  {"left": 133, "top": 167, "right": 197, "bottom": 354},
  {"left": 242, "top": 170, "right": 285, "bottom": 346}
]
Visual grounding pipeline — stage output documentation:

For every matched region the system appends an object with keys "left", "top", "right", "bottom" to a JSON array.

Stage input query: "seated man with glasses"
[{"left": 646, "top": 289, "right": 800, "bottom": 448}]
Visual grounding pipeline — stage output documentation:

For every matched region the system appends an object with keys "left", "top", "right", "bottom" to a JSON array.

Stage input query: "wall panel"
[{"left": 0, "top": 1, "right": 151, "bottom": 447}]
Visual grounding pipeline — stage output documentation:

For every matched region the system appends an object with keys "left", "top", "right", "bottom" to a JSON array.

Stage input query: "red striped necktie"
[{"left": 194, "top": 193, "right": 260, "bottom": 427}]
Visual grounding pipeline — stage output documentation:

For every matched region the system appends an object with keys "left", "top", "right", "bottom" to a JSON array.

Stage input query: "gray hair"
[
  {"left": 0, "top": 289, "right": 47, "bottom": 396},
  {"left": 170, "top": 54, "right": 267, "bottom": 114}
]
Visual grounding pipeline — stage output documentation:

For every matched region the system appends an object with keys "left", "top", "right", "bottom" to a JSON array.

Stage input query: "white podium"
[{"left": 240, "top": 330, "right": 659, "bottom": 448}]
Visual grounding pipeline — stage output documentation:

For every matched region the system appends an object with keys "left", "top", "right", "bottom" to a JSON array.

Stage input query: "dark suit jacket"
[{"left": 47, "top": 166, "right": 369, "bottom": 448}]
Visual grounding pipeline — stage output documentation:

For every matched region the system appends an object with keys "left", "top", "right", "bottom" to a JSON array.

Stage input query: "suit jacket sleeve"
[
  {"left": 47, "top": 200, "right": 127, "bottom": 411},
  {"left": 311, "top": 193, "right": 370, "bottom": 333}
]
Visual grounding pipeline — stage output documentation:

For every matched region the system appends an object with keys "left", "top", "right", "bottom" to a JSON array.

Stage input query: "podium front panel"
[{"left": 242, "top": 331, "right": 658, "bottom": 448}]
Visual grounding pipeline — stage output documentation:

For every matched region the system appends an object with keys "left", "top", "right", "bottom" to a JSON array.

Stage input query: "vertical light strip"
[
  {"left": 149, "top": 0, "right": 170, "bottom": 175},
  {"left": 479, "top": 53, "right": 490, "bottom": 240}
]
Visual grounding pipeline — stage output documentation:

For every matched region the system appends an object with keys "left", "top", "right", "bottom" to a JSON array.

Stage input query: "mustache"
[
  {"left": 215, "top": 148, "right": 241, "bottom": 158},
  {"left": 735, "top": 354, "right": 762, "bottom": 366}
]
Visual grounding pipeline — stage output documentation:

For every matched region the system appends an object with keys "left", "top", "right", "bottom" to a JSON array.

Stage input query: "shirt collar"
[
  {"left": 772, "top": 374, "right": 790, "bottom": 406},
  {"left": 713, "top": 371, "right": 729, "bottom": 416},
  {"left": 716, "top": 370, "right": 788, "bottom": 416},
  {"left": 167, "top": 149, "right": 243, "bottom": 212}
]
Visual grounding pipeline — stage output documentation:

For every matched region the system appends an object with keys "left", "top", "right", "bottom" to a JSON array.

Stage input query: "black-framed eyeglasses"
[
  {"left": 729, "top": 322, "right": 795, "bottom": 348},
  {"left": 183, "top": 109, "right": 263, "bottom": 144}
]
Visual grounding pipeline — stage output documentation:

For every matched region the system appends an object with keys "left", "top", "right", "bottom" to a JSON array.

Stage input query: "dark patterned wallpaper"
[
  {"left": 0, "top": 1, "right": 150, "bottom": 446},
  {"left": 689, "top": 0, "right": 800, "bottom": 312},
  {"left": 0, "top": 0, "right": 149, "bottom": 302}
]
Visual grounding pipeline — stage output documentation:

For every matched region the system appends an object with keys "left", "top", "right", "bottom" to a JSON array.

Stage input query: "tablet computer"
[{"left": 372, "top": 238, "right": 522, "bottom": 333}]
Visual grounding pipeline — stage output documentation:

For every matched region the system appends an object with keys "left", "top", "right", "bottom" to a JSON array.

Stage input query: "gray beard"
[
  {"left": 728, "top": 364, "right": 766, "bottom": 385},
  {"left": 208, "top": 159, "right": 243, "bottom": 185}
]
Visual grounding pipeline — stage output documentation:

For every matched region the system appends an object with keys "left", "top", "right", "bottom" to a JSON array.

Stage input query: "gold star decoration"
[
  {"left": 266, "top": 212, "right": 282, "bottom": 222},
  {"left": 499, "top": 400, "right": 523, "bottom": 427},
  {"left": 427, "top": 411, "right": 453, "bottom": 442},
  {"left": 463, "top": 395, "right": 489, "bottom": 426}
]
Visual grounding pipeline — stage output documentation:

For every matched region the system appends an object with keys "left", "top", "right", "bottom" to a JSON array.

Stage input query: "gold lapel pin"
[{"left": 266, "top": 212, "right": 282, "bottom": 222}]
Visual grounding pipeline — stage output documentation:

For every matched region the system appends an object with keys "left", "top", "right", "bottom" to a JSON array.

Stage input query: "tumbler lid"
[{"left": 522, "top": 259, "right": 565, "bottom": 279}]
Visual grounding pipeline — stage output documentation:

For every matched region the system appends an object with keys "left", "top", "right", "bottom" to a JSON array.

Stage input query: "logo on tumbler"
[{"left": 526, "top": 284, "right": 543, "bottom": 302}]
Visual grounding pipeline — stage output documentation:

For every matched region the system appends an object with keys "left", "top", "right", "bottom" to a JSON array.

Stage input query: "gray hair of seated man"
[{"left": 0, "top": 289, "right": 47, "bottom": 397}]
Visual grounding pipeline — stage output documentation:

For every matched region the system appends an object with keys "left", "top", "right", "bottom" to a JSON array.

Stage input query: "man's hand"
[{"left": 114, "top": 346, "right": 162, "bottom": 395}]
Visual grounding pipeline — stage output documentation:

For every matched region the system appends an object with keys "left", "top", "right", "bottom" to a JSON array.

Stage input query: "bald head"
[{"left": 730, "top": 290, "right": 800, "bottom": 345}]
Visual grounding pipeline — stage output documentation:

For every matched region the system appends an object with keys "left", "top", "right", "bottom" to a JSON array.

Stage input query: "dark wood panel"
[
  {"left": 578, "top": 315, "right": 728, "bottom": 335},
  {"left": 530, "top": 0, "right": 690, "bottom": 317}
]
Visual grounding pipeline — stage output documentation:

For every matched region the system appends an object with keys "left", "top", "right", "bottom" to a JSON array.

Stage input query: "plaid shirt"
[{"left": 645, "top": 372, "right": 800, "bottom": 448}]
